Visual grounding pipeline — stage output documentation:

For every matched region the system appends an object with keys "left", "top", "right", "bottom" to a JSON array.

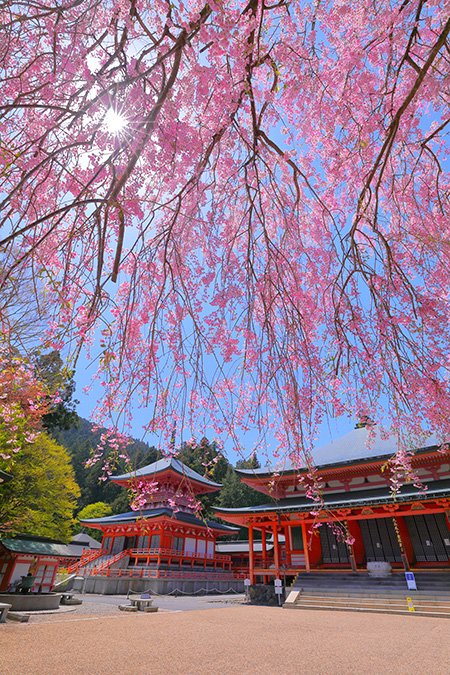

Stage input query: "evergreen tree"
[
  {"left": 33, "top": 350, "right": 79, "bottom": 432},
  {"left": 176, "top": 437, "right": 229, "bottom": 520}
]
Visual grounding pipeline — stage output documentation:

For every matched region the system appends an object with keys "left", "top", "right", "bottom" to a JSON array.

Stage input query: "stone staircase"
[
  {"left": 283, "top": 571, "right": 450, "bottom": 618},
  {"left": 76, "top": 553, "right": 112, "bottom": 570}
]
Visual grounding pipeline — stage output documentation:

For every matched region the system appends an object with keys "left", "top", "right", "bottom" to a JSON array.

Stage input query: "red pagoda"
[{"left": 74, "top": 457, "right": 241, "bottom": 594}]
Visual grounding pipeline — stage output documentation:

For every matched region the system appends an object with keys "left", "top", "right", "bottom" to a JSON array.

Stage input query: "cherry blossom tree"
[
  {"left": 0, "top": 350, "right": 48, "bottom": 463},
  {"left": 0, "top": 0, "right": 449, "bottom": 470}
]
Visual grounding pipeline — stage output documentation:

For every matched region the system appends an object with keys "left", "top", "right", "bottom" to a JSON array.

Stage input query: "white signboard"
[
  {"left": 244, "top": 578, "right": 251, "bottom": 586},
  {"left": 405, "top": 572, "right": 417, "bottom": 591},
  {"left": 274, "top": 578, "right": 282, "bottom": 586}
]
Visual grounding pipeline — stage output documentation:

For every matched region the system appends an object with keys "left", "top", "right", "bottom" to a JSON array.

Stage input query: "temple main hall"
[
  {"left": 72, "top": 422, "right": 450, "bottom": 594},
  {"left": 215, "top": 422, "right": 450, "bottom": 584}
]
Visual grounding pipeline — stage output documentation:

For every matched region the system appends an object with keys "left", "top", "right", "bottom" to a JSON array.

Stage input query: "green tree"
[
  {"left": 177, "top": 437, "right": 230, "bottom": 520},
  {"left": 236, "top": 454, "right": 261, "bottom": 470},
  {"left": 33, "top": 350, "right": 79, "bottom": 431},
  {"left": 77, "top": 502, "right": 112, "bottom": 542},
  {"left": 52, "top": 418, "right": 129, "bottom": 510},
  {"left": 217, "top": 456, "right": 269, "bottom": 539},
  {"left": 0, "top": 433, "right": 80, "bottom": 540}
]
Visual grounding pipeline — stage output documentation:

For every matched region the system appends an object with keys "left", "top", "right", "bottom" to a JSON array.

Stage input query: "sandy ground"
[{"left": 1, "top": 600, "right": 450, "bottom": 675}]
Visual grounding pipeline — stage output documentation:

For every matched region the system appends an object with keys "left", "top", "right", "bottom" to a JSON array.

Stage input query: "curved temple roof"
[
  {"left": 112, "top": 457, "right": 222, "bottom": 489},
  {"left": 0, "top": 534, "right": 74, "bottom": 557},
  {"left": 80, "top": 507, "right": 236, "bottom": 532},
  {"left": 236, "top": 425, "right": 442, "bottom": 477},
  {"left": 214, "top": 478, "right": 450, "bottom": 517}
]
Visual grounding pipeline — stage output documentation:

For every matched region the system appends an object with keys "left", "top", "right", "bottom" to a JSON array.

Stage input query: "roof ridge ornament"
[{"left": 355, "top": 412, "right": 376, "bottom": 429}]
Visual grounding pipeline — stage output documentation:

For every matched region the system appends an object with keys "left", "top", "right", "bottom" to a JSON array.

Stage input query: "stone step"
[
  {"left": 290, "top": 585, "right": 450, "bottom": 595},
  {"left": 295, "top": 595, "right": 450, "bottom": 610},
  {"left": 288, "top": 587, "right": 450, "bottom": 603},
  {"left": 292, "top": 575, "right": 450, "bottom": 582},
  {"left": 283, "top": 602, "right": 450, "bottom": 618},
  {"left": 290, "top": 573, "right": 450, "bottom": 594}
]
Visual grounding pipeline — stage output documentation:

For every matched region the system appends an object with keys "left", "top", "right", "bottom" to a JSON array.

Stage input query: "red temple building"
[
  {"left": 215, "top": 423, "right": 450, "bottom": 585},
  {"left": 0, "top": 535, "right": 74, "bottom": 593},
  {"left": 74, "top": 458, "right": 241, "bottom": 594}
]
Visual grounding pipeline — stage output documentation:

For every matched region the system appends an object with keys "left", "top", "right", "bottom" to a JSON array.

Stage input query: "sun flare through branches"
[
  {"left": 0, "top": 0, "right": 449, "bottom": 472},
  {"left": 103, "top": 109, "right": 128, "bottom": 135}
]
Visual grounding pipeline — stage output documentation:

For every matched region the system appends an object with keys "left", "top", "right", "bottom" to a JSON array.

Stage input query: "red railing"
[
  {"left": 79, "top": 547, "right": 233, "bottom": 577},
  {"left": 68, "top": 548, "right": 108, "bottom": 574},
  {"left": 94, "top": 549, "right": 130, "bottom": 571},
  {"left": 128, "top": 547, "right": 231, "bottom": 563}
]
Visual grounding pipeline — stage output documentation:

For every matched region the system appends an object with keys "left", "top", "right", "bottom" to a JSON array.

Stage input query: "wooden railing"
[
  {"left": 67, "top": 548, "right": 108, "bottom": 574},
  {"left": 94, "top": 549, "right": 130, "bottom": 571},
  {"left": 128, "top": 547, "right": 232, "bottom": 562},
  {"left": 80, "top": 547, "right": 233, "bottom": 577}
]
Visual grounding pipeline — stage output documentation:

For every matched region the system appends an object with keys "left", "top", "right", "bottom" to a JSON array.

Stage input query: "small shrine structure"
[
  {"left": 0, "top": 535, "right": 74, "bottom": 592},
  {"left": 74, "top": 457, "right": 241, "bottom": 594},
  {"left": 215, "top": 423, "right": 450, "bottom": 584}
]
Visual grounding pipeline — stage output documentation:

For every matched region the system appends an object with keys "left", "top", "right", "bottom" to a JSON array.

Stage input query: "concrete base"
[
  {"left": 367, "top": 562, "right": 392, "bottom": 577},
  {"left": 79, "top": 576, "right": 244, "bottom": 596},
  {"left": 5, "top": 612, "right": 29, "bottom": 623},
  {"left": 0, "top": 593, "right": 61, "bottom": 612}
]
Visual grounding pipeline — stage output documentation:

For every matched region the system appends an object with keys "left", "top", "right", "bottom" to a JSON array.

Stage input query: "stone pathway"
[
  {"left": 1, "top": 597, "right": 449, "bottom": 674},
  {"left": 8, "top": 593, "right": 246, "bottom": 624}
]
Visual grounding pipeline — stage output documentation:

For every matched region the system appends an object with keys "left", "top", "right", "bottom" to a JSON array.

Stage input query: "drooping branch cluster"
[{"left": 0, "top": 0, "right": 449, "bottom": 466}]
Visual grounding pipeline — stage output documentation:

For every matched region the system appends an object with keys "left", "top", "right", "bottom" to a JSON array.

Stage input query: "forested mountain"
[
  {"left": 52, "top": 418, "right": 270, "bottom": 539},
  {"left": 51, "top": 418, "right": 159, "bottom": 515}
]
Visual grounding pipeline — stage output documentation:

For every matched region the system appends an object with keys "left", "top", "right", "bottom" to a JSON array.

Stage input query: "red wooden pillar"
[
  {"left": 249, "top": 523, "right": 255, "bottom": 584},
  {"left": 445, "top": 510, "right": 450, "bottom": 547},
  {"left": 284, "top": 524, "right": 291, "bottom": 568},
  {"left": 347, "top": 520, "right": 365, "bottom": 567},
  {"left": 261, "top": 527, "right": 268, "bottom": 583},
  {"left": 272, "top": 522, "right": 280, "bottom": 579},
  {"left": 0, "top": 558, "right": 15, "bottom": 591},
  {"left": 301, "top": 522, "right": 310, "bottom": 572}
]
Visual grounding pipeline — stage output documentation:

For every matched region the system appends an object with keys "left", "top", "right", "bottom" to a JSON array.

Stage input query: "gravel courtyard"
[{"left": 1, "top": 596, "right": 449, "bottom": 674}]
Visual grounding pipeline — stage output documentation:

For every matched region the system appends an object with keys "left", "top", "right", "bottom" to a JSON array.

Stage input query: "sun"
[{"left": 104, "top": 109, "right": 128, "bottom": 134}]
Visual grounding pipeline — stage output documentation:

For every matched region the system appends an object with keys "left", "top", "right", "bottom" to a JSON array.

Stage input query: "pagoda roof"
[
  {"left": 112, "top": 457, "right": 222, "bottom": 490},
  {"left": 67, "top": 532, "right": 102, "bottom": 557},
  {"left": 0, "top": 534, "right": 74, "bottom": 558},
  {"left": 80, "top": 507, "right": 237, "bottom": 533},
  {"left": 215, "top": 477, "right": 450, "bottom": 518},
  {"left": 236, "top": 426, "right": 442, "bottom": 477}
]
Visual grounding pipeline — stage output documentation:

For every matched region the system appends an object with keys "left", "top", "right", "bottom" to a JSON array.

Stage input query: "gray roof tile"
[
  {"left": 113, "top": 457, "right": 222, "bottom": 488},
  {"left": 0, "top": 535, "right": 74, "bottom": 557},
  {"left": 237, "top": 426, "right": 441, "bottom": 476}
]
